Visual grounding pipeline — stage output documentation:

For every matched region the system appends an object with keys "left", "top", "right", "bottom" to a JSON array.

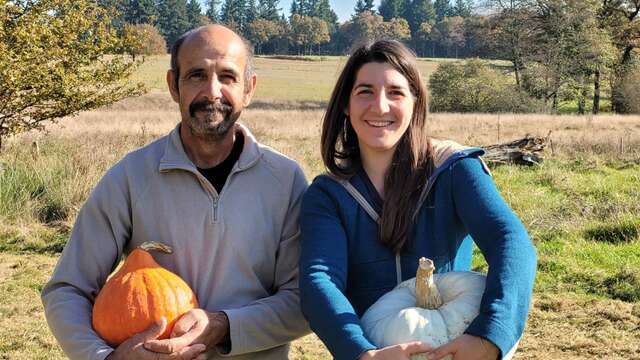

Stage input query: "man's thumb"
[{"left": 141, "top": 317, "right": 167, "bottom": 341}]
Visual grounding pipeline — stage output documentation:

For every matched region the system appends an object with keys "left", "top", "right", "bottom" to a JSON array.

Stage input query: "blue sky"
[{"left": 278, "top": 0, "right": 382, "bottom": 23}]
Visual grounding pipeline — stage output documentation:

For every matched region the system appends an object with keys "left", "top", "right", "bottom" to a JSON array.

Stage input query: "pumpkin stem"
[
  {"left": 139, "top": 242, "right": 173, "bottom": 254},
  {"left": 415, "top": 257, "right": 443, "bottom": 309}
]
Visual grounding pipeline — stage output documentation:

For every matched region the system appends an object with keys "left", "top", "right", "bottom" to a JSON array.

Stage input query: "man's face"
[{"left": 168, "top": 29, "right": 256, "bottom": 142}]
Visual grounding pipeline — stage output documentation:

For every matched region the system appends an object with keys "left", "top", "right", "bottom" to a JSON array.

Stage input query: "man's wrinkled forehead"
[{"left": 177, "top": 27, "right": 247, "bottom": 70}]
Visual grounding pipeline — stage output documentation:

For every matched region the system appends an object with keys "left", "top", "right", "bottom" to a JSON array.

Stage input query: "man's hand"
[
  {"left": 106, "top": 317, "right": 206, "bottom": 360},
  {"left": 144, "top": 309, "right": 230, "bottom": 355},
  {"left": 426, "top": 335, "right": 500, "bottom": 360},
  {"left": 359, "top": 342, "right": 432, "bottom": 359}
]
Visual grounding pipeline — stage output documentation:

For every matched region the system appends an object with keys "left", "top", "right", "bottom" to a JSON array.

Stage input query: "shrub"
[
  {"left": 122, "top": 23, "right": 167, "bottom": 59},
  {"left": 429, "top": 59, "right": 543, "bottom": 113}
]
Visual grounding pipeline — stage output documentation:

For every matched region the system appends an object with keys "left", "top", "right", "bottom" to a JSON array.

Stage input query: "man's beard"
[{"left": 185, "top": 99, "right": 239, "bottom": 142}]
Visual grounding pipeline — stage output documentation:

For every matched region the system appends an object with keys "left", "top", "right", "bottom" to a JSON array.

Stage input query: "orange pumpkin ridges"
[{"left": 92, "top": 242, "right": 198, "bottom": 346}]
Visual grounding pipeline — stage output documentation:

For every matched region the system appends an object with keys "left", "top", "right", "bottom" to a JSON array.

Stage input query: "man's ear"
[
  {"left": 167, "top": 70, "right": 180, "bottom": 103},
  {"left": 242, "top": 73, "right": 258, "bottom": 107}
]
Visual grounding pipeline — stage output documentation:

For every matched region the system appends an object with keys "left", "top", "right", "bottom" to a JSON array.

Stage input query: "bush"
[
  {"left": 429, "top": 59, "right": 544, "bottom": 113},
  {"left": 122, "top": 23, "right": 167, "bottom": 59}
]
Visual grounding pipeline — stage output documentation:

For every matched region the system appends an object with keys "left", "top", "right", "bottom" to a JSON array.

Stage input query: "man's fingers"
[
  {"left": 400, "top": 341, "right": 433, "bottom": 355},
  {"left": 138, "top": 317, "right": 167, "bottom": 342},
  {"left": 145, "top": 331, "right": 198, "bottom": 354},
  {"left": 427, "top": 341, "right": 457, "bottom": 360},
  {"left": 175, "top": 344, "right": 207, "bottom": 360}
]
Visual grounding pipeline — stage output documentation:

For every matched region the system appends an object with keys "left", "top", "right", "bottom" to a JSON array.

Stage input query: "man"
[{"left": 42, "top": 24, "right": 309, "bottom": 360}]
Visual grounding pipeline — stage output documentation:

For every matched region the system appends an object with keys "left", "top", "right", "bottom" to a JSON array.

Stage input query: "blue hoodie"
[{"left": 299, "top": 144, "right": 537, "bottom": 360}]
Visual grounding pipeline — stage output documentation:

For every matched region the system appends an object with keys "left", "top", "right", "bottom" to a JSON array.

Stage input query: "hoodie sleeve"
[
  {"left": 451, "top": 157, "right": 537, "bottom": 358},
  {"left": 41, "top": 163, "right": 131, "bottom": 360}
]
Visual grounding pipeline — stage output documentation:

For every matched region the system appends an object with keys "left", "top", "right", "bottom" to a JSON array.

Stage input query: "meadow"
[{"left": 0, "top": 56, "right": 639, "bottom": 359}]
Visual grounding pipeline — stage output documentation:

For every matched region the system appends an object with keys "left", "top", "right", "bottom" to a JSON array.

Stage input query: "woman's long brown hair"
[{"left": 321, "top": 40, "right": 434, "bottom": 254}]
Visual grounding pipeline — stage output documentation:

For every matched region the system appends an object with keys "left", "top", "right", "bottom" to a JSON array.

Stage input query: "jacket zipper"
[{"left": 212, "top": 196, "right": 219, "bottom": 222}]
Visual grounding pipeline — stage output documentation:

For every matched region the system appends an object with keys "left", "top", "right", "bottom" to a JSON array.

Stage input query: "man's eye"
[{"left": 188, "top": 73, "right": 205, "bottom": 80}]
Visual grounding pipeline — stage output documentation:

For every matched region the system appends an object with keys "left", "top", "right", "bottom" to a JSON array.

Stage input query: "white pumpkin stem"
[
  {"left": 139, "top": 242, "right": 173, "bottom": 254},
  {"left": 415, "top": 257, "right": 443, "bottom": 309}
]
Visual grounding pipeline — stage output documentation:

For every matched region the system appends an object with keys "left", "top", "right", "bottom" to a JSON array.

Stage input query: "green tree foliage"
[
  {"left": 434, "top": 0, "right": 451, "bottom": 21},
  {"left": 338, "top": 11, "right": 410, "bottom": 48},
  {"left": 157, "top": 0, "right": 190, "bottom": 47},
  {"left": 123, "top": 0, "right": 157, "bottom": 25},
  {"left": 429, "top": 60, "right": 543, "bottom": 112},
  {"left": 290, "top": 14, "right": 330, "bottom": 54},
  {"left": 600, "top": 0, "right": 640, "bottom": 113},
  {"left": 452, "top": 0, "right": 472, "bottom": 17},
  {"left": 186, "top": 0, "right": 207, "bottom": 28},
  {"left": 379, "top": 0, "right": 408, "bottom": 21},
  {"left": 405, "top": 0, "right": 437, "bottom": 35},
  {"left": 0, "top": 0, "right": 144, "bottom": 149},
  {"left": 354, "top": 0, "right": 376, "bottom": 16},
  {"left": 314, "top": 0, "right": 339, "bottom": 33},
  {"left": 221, "top": 0, "right": 249, "bottom": 32},
  {"left": 432, "top": 16, "right": 466, "bottom": 57},
  {"left": 258, "top": 0, "right": 281, "bottom": 21},
  {"left": 122, "top": 23, "right": 168, "bottom": 59},
  {"left": 247, "top": 18, "right": 284, "bottom": 53},
  {"left": 206, "top": 0, "right": 220, "bottom": 22}
]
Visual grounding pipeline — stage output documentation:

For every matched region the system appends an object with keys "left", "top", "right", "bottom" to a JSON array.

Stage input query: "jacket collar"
[{"left": 159, "top": 122, "right": 262, "bottom": 173}]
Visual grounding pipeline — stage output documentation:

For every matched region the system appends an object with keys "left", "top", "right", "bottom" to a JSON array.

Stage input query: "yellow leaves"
[{"left": 0, "top": 0, "right": 146, "bottom": 147}]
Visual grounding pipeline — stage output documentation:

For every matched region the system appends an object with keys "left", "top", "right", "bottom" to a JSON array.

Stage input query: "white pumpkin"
[{"left": 360, "top": 258, "right": 518, "bottom": 360}]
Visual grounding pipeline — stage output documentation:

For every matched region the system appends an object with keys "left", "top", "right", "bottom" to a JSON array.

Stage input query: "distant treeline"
[{"left": 101, "top": 0, "right": 639, "bottom": 114}]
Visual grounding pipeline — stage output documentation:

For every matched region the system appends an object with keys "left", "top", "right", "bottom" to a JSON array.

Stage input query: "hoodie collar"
[{"left": 159, "top": 122, "right": 262, "bottom": 173}]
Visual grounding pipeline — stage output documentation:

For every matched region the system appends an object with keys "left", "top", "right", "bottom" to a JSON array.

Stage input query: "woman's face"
[{"left": 347, "top": 62, "right": 414, "bottom": 156}]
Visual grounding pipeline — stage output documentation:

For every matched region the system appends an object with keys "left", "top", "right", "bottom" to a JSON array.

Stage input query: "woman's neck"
[{"left": 360, "top": 146, "right": 395, "bottom": 198}]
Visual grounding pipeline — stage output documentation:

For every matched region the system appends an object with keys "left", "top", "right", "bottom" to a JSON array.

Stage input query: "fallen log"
[{"left": 482, "top": 135, "right": 549, "bottom": 166}]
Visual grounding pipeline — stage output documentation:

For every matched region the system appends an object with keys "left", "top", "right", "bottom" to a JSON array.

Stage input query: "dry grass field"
[{"left": 1, "top": 56, "right": 639, "bottom": 359}]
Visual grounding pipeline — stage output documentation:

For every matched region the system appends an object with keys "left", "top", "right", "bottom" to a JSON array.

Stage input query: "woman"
[{"left": 299, "top": 40, "right": 536, "bottom": 360}]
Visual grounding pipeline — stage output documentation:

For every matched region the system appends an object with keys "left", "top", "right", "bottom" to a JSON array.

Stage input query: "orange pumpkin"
[{"left": 92, "top": 242, "right": 198, "bottom": 346}]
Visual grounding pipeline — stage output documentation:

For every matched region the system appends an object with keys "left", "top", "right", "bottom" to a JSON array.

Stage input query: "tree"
[
  {"left": 405, "top": 0, "right": 437, "bottom": 35},
  {"left": 247, "top": 18, "right": 283, "bottom": 53},
  {"left": 355, "top": 0, "right": 376, "bottom": 16},
  {"left": 0, "top": 0, "right": 144, "bottom": 150},
  {"left": 486, "top": 0, "right": 535, "bottom": 88},
  {"left": 314, "top": 0, "right": 339, "bottom": 33},
  {"left": 290, "top": 14, "right": 330, "bottom": 54},
  {"left": 206, "top": 0, "right": 220, "bottom": 22},
  {"left": 123, "top": 23, "right": 168, "bottom": 59},
  {"left": 452, "top": 0, "right": 472, "bottom": 17},
  {"left": 379, "top": 0, "right": 408, "bottom": 21},
  {"left": 186, "top": 0, "right": 207, "bottom": 28},
  {"left": 600, "top": 0, "right": 640, "bottom": 113},
  {"left": 221, "top": 0, "right": 247, "bottom": 32},
  {"left": 123, "top": 0, "right": 158, "bottom": 25},
  {"left": 258, "top": 0, "right": 281, "bottom": 21},
  {"left": 157, "top": 0, "right": 191, "bottom": 47},
  {"left": 433, "top": 16, "right": 466, "bottom": 57},
  {"left": 434, "top": 0, "right": 451, "bottom": 21}
]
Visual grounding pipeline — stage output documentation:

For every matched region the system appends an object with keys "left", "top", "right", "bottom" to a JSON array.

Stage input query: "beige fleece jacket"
[{"left": 41, "top": 123, "right": 310, "bottom": 360}]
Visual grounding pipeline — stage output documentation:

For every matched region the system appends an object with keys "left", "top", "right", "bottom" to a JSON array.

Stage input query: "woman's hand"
[
  {"left": 359, "top": 342, "right": 432, "bottom": 359},
  {"left": 426, "top": 335, "right": 499, "bottom": 360}
]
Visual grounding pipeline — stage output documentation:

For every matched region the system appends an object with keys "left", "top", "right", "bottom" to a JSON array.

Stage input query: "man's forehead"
[{"left": 178, "top": 29, "right": 247, "bottom": 69}]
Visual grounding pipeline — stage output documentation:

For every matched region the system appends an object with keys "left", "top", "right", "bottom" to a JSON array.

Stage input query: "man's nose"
[{"left": 203, "top": 76, "right": 223, "bottom": 100}]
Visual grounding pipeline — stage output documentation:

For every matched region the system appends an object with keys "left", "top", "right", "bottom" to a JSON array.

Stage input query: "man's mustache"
[{"left": 189, "top": 100, "right": 233, "bottom": 118}]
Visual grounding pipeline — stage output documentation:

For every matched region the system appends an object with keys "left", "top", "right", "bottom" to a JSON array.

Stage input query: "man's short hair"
[{"left": 169, "top": 25, "right": 255, "bottom": 93}]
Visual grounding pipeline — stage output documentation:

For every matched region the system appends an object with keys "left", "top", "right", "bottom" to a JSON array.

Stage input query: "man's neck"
[{"left": 180, "top": 124, "right": 237, "bottom": 169}]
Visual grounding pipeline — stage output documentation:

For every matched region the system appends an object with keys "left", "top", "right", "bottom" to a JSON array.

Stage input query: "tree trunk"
[
  {"left": 577, "top": 76, "right": 586, "bottom": 115},
  {"left": 552, "top": 91, "right": 558, "bottom": 114},
  {"left": 593, "top": 68, "right": 600, "bottom": 115}
]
